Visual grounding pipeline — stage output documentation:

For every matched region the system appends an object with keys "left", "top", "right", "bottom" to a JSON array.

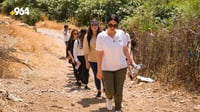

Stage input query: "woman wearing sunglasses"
[
  {"left": 96, "top": 14, "right": 136, "bottom": 112},
  {"left": 67, "top": 29, "right": 82, "bottom": 86},
  {"left": 73, "top": 28, "right": 90, "bottom": 89},
  {"left": 83, "top": 19, "right": 103, "bottom": 97}
]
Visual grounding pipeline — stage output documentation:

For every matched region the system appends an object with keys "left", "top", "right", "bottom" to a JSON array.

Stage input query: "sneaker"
[
  {"left": 115, "top": 111, "right": 121, "bottom": 112},
  {"left": 96, "top": 91, "right": 101, "bottom": 97},
  {"left": 106, "top": 99, "right": 113, "bottom": 110},
  {"left": 76, "top": 82, "right": 81, "bottom": 87},
  {"left": 121, "top": 103, "right": 124, "bottom": 108},
  {"left": 115, "top": 103, "right": 122, "bottom": 112},
  {"left": 84, "top": 86, "right": 90, "bottom": 90}
]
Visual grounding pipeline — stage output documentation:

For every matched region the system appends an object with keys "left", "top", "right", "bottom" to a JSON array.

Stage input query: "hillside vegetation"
[{"left": 1, "top": 0, "right": 200, "bottom": 93}]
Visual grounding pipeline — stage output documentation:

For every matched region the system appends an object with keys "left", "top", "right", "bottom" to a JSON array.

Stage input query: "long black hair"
[
  {"left": 78, "top": 28, "right": 87, "bottom": 49},
  {"left": 68, "top": 29, "right": 79, "bottom": 43},
  {"left": 67, "top": 29, "right": 78, "bottom": 50}
]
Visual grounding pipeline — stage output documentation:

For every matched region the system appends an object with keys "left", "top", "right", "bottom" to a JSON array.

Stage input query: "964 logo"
[{"left": 10, "top": 7, "right": 30, "bottom": 16}]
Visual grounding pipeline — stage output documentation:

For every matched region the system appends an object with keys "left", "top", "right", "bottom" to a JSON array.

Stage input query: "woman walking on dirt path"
[
  {"left": 73, "top": 28, "right": 90, "bottom": 89},
  {"left": 96, "top": 14, "right": 137, "bottom": 112},
  {"left": 67, "top": 29, "right": 81, "bottom": 86},
  {"left": 83, "top": 19, "right": 103, "bottom": 97}
]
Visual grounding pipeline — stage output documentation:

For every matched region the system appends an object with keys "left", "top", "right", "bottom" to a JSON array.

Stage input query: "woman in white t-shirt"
[{"left": 96, "top": 14, "right": 136, "bottom": 112}]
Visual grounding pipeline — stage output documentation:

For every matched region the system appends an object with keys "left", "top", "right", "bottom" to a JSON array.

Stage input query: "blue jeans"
[{"left": 89, "top": 62, "right": 102, "bottom": 90}]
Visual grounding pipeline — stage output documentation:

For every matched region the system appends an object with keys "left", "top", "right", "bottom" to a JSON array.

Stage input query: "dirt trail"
[
  {"left": 37, "top": 28, "right": 64, "bottom": 44},
  {"left": 0, "top": 17, "right": 200, "bottom": 112}
]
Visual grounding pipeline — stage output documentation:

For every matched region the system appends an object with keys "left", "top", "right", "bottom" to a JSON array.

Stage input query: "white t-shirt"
[
  {"left": 96, "top": 29, "right": 128, "bottom": 71},
  {"left": 73, "top": 39, "right": 84, "bottom": 62},
  {"left": 63, "top": 30, "right": 70, "bottom": 42}
]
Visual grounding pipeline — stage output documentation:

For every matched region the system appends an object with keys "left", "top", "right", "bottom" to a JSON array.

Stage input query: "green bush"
[
  {"left": 2, "top": 0, "right": 40, "bottom": 25},
  {"left": 176, "top": 0, "right": 200, "bottom": 19},
  {"left": 2, "top": 0, "right": 15, "bottom": 13},
  {"left": 21, "top": 8, "right": 40, "bottom": 26}
]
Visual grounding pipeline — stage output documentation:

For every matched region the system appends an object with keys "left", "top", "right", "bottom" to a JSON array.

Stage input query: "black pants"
[
  {"left": 72, "top": 63, "right": 80, "bottom": 82},
  {"left": 78, "top": 56, "right": 89, "bottom": 84},
  {"left": 65, "top": 41, "right": 68, "bottom": 57}
]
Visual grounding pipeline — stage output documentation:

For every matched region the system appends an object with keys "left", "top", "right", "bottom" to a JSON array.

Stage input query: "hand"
[
  {"left": 132, "top": 63, "right": 137, "bottom": 68},
  {"left": 97, "top": 71, "right": 103, "bottom": 80},
  {"left": 128, "top": 71, "right": 137, "bottom": 80},
  {"left": 85, "top": 61, "right": 90, "bottom": 70},
  {"left": 72, "top": 59, "right": 75, "bottom": 64},
  {"left": 67, "top": 56, "right": 71, "bottom": 60},
  {"left": 129, "top": 62, "right": 137, "bottom": 68},
  {"left": 76, "top": 61, "right": 81, "bottom": 66}
]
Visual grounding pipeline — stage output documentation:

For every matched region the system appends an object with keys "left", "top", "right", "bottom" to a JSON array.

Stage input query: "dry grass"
[
  {"left": 0, "top": 14, "right": 68, "bottom": 78},
  {"left": 0, "top": 15, "right": 16, "bottom": 78},
  {"left": 11, "top": 24, "right": 45, "bottom": 54},
  {"left": 10, "top": 23, "right": 64, "bottom": 56},
  {"left": 36, "top": 20, "right": 77, "bottom": 30},
  {"left": 0, "top": 59, "right": 8, "bottom": 78}
]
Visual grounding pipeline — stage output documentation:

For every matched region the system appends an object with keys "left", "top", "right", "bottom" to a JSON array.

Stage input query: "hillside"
[{"left": 0, "top": 15, "right": 200, "bottom": 112}]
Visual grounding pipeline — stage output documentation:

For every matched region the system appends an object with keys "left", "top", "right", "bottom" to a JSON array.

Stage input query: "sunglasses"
[
  {"left": 73, "top": 33, "right": 79, "bottom": 35},
  {"left": 91, "top": 23, "right": 98, "bottom": 26},
  {"left": 90, "top": 21, "right": 99, "bottom": 26},
  {"left": 108, "top": 23, "right": 118, "bottom": 28}
]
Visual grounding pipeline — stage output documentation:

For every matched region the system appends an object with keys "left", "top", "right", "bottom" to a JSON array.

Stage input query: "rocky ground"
[{"left": 0, "top": 15, "right": 200, "bottom": 112}]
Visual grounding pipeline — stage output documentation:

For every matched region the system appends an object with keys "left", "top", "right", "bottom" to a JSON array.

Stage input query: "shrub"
[
  {"left": 21, "top": 8, "right": 40, "bottom": 26},
  {"left": 132, "top": 18, "right": 200, "bottom": 92}
]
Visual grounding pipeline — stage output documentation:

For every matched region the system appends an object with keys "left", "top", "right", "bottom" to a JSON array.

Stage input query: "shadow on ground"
[
  {"left": 90, "top": 107, "right": 112, "bottom": 112},
  {"left": 59, "top": 56, "right": 67, "bottom": 60},
  {"left": 77, "top": 97, "right": 106, "bottom": 108}
]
